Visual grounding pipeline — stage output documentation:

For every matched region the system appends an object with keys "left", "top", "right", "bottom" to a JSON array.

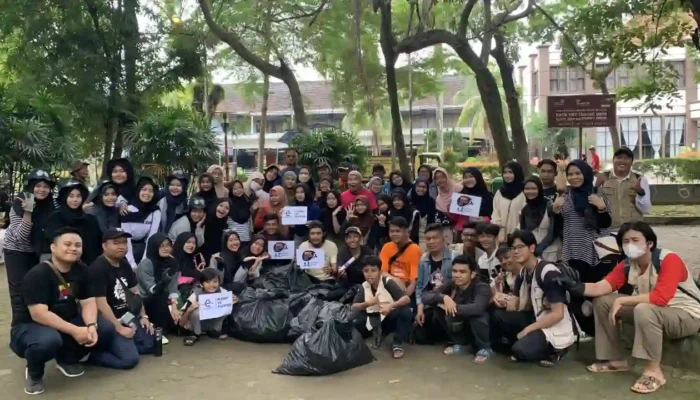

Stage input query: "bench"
[{"left": 620, "top": 322, "right": 700, "bottom": 372}]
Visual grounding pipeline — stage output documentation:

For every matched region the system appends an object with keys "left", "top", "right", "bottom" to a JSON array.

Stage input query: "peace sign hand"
[{"left": 346, "top": 203, "right": 356, "bottom": 218}]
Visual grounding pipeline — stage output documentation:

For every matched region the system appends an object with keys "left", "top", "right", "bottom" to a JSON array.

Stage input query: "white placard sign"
[
  {"left": 198, "top": 292, "right": 233, "bottom": 320},
  {"left": 281, "top": 206, "right": 308, "bottom": 225},
  {"left": 268, "top": 241, "right": 295, "bottom": 260},
  {"left": 296, "top": 248, "right": 325, "bottom": 269},
  {"left": 449, "top": 193, "right": 482, "bottom": 217}
]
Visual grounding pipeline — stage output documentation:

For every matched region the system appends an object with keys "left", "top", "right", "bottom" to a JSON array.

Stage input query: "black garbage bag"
[
  {"left": 251, "top": 263, "right": 313, "bottom": 292},
  {"left": 229, "top": 297, "right": 292, "bottom": 343},
  {"left": 287, "top": 292, "right": 314, "bottom": 315},
  {"left": 238, "top": 287, "right": 289, "bottom": 302},
  {"left": 274, "top": 319, "right": 374, "bottom": 376},
  {"left": 289, "top": 299, "right": 352, "bottom": 339}
]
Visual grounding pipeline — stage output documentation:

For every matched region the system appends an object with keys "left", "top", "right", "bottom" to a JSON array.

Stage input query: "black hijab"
[
  {"left": 145, "top": 232, "right": 178, "bottom": 279},
  {"left": 461, "top": 167, "right": 494, "bottom": 217},
  {"left": 195, "top": 173, "right": 217, "bottom": 208},
  {"left": 105, "top": 158, "right": 136, "bottom": 203},
  {"left": 499, "top": 161, "right": 525, "bottom": 200},
  {"left": 416, "top": 164, "right": 434, "bottom": 184},
  {"left": 202, "top": 197, "right": 231, "bottom": 259},
  {"left": 388, "top": 188, "right": 415, "bottom": 222},
  {"left": 293, "top": 183, "right": 313, "bottom": 206},
  {"left": 298, "top": 167, "right": 316, "bottom": 197},
  {"left": 316, "top": 177, "right": 334, "bottom": 209},
  {"left": 389, "top": 170, "right": 413, "bottom": 193},
  {"left": 220, "top": 230, "right": 243, "bottom": 281},
  {"left": 89, "top": 181, "right": 120, "bottom": 233},
  {"left": 263, "top": 166, "right": 279, "bottom": 193},
  {"left": 241, "top": 235, "right": 267, "bottom": 271},
  {"left": 228, "top": 180, "right": 251, "bottom": 224},
  {"left": 411, "top": 178, "right": 436, "bottom": 218},
  {"left": 173, "top": 232, "right": 199, "bottom": 279},
  {"left": 567, "top": 160, "right": 595, "bottom": 217},
  {"left": 13, "top": 177, "right": 56, "bottom": 252},
  {"left": 320, "top": 190, "right": 344, "bottom": 235},
  {"left": 121, "top": 177, "right": 160, "bottom": 223},
  {"left": 521, "top": 177, "right": 548, "bottom": 231},
  {"left": 54, "top": 181, "right": 90, "bottom": 226},
  {"left": 163, "top": 172, "right": 189, "bottom": 232}
]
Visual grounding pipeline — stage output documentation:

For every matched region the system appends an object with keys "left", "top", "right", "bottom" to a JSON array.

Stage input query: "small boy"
[
  {"left": 351, "top": 256, "right": 411, "bottom": 359},
  {"left": 181, "top": 268, "right": 238, "bottom": 346}
]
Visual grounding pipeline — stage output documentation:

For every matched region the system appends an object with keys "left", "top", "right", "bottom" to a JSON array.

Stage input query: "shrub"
[
  {"left": 633, "top": 157, "right": 700, "bottom": 183},
  {"left": 290, "top": 126, "right": 366, "bottom": 174}
]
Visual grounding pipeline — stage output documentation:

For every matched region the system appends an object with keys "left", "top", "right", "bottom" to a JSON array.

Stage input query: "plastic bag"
[
  {"left": 274, "top": 319, "right": 374, "bottom": 376},
  {"left": 251, "top": 263, "right": 312, "bottom": 292},
  {"left": 289, "top": 299, "right": 352, "bottom": 339}
]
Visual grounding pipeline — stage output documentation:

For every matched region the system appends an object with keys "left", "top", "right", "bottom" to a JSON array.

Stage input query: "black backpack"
[
  {"left": 623, "top": 249, "right": 700, "bottom": 304},
  {"left": 532, "top": 260, "right": 581, "bottom": 343}
]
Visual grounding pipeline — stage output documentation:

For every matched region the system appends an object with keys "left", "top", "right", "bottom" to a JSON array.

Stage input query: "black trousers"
[
  {"left": 568, "top": 259, "right": 615, "bottom": 335},
  {"left": 143, "top": 292, "right": 174, "bottom": 334},
  {"left": 356, "top": 306, "right": 413, "bottom": 346},
  {"left": 3, "top": 250, "right": 39, "bottom": 323},
  {"left": 435, "top": 308, "right": 490, "bottom": 350},
  {"left": 412, "top": 307, "right": 447, "bottom": 345},
  {"left": 490, "top": 308, "right": 536, "bottom": 352},
  {"left": 511, "top": 329, "right": 554, "bottom": 362}
]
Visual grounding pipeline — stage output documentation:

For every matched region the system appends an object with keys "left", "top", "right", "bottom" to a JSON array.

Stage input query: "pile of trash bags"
[{"left": 225, "top": 263, "right": 374, "bottom": 375}]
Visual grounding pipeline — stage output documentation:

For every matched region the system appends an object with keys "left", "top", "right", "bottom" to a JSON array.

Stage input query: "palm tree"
[{"left": 452, "top": 64, "right": 510, "bottom": 147}]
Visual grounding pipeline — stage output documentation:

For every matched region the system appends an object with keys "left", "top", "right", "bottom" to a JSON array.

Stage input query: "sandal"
[
  {"left": 207, "top": 331, "right": 228, "bottom": 340},
  {"left": 539, "top": 350, "right": 567, "bottom": 368},
  {"left": 443, "top": 344, "right": 467, "bottom": 356},
  {"left": 630, "top": 375, "right": 666, "bottom": 394},
  {"left": 473, "top": 348, "right": 493, "bottom": 364},
  {"left": 392, "top": 345, "right": 405, "bottom": 359},
  {"left": 183, "top": 335, "right": 199, "bottom": 346},
  {"left": 586, "top": 361, "right": 630, "bottom": 373}
]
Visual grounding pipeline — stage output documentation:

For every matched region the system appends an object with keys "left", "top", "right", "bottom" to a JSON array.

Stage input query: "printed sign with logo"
[
  {"left": 199, "top": 292, "right": 234, "bottom": 320},
  {"left": 296, "top": 248, "right": 325, "bottom": 269},
  {"left": 268, "top": 240, "right": 294, "bottom": 260},
  {"left": 281, "top": 206, "right": 308, "bottom": 225},
  {"left": 449, "top": 193, "right": 482, "bottom": 217}
]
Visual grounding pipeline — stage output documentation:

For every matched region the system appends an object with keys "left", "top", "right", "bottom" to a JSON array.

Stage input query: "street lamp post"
[{"left": 222, "top": 113, "right": 230, "bottom": 181}]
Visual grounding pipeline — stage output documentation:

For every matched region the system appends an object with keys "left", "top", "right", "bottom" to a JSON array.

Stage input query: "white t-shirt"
[
  {"left": 478, "top": 249, "right": 500, "bottom": 283},
  {"left": 299, "top": 240, "right": 338, "bottom": 281}
]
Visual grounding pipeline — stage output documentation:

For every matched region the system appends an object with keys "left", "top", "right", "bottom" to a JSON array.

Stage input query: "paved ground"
[{"left": 1, "top": 226, "right": 700, "bottom": 400}]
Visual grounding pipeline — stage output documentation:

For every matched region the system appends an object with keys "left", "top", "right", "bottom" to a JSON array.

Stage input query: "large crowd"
[{"left": 2, "top": 146, "right": 699, "bottom": 396}]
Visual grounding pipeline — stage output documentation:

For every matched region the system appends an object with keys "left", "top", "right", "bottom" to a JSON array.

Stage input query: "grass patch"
[{"left": 649, "top": 204, "right": 700, "bottom": 217}]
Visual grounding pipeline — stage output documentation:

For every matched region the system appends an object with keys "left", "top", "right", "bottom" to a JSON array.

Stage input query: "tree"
[
  {"left": 291, "top": 126, "right": 367, "bottom": 173},
  {"left": 526, "top": 113, "right": 577, "bottom": 158},
  {"left": 527, "top": 0, "right": 695, "bottom": 151}
]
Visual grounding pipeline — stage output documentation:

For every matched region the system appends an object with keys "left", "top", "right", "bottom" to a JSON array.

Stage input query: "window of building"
[
  {"left": 596, "top": 126, "right": 614, "bottom": 161},
  {"left": 664, "top": 116, "right": 686, "bottom": 157},
  {"left": 616, "top": 65, "right": 632, "bottom": 87},
  {"left": 619, "top": 117, "right": 639, "bottom": 153},
  {"left": 568, "top": 67, "right": 585, "bottom": 92},
  {"left": 641, "top": 116, "right": 662, "bottom": 159},
  {"left": 549, "top": 66, "right": 567, "bottom": 93},
  {"left": 670, "top": 61, "right": 685, "bottom": 89},
  {"left": 532, "top": 71, "right": 539, "bottom": 97}
]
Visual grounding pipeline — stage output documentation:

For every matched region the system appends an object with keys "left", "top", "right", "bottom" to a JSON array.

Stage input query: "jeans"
[
  {"left": 511, "top": 329, "right": 553, "bottom": 362},
  {"left": 11, "top": 315, "right": 138, "bottom": 379},
  {"left": 490, "top": 309, "right": 536, "bottom": 351},
  {"left": 435, "top": 308, "right": 490, "bottom": 350},
  {"left": 130, "top": 318, "right": 157, "bottom": 355}
]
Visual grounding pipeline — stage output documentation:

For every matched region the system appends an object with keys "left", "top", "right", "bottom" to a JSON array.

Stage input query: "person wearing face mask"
[
  {"left": 244, "top": 171, "right": 268, "bottom": 203},
  {"left": 121, "top": 177, "right": 162, "bottom": 269},
  {"left": 297, "top": 166, "right": 316, "bottom": 198},
  {"left": 42, "top": 181, "right": 102, "bottom": 265},
  {"left": 157, "top": 172, "right": 189, "bottom": 233},
  {"left": 491, "top": 161, "right": 526, "bottom": 244},
  {"left": 87, "top": 181, "right": 120, "bottom": 234},
  {"left": 168, "top": 197, "right": 207, "bottom": 247},
  {"left": 557, "top": 222, "right": 700, "bottom": 394}
]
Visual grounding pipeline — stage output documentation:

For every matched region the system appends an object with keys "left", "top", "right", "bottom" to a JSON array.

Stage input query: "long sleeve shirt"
[
  {"left": 4, "top": 208, "right": 34, "bottom": 253},
  {"left": 122, "top": 208, "right": 162, "bottom": 269},
  {"left": 421, "top": 280, "right": 492, "bottom": 318}
]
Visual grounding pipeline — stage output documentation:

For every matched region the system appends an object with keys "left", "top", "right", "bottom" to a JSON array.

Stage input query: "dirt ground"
[{"left": 1, "top": 226, "right": 700, "bottom": 400}]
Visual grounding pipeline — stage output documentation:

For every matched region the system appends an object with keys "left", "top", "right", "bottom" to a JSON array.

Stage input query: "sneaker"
[
  {"left": 78, "top": 353, "right": 91, "bottom": 363},
  {"left": 24, "top": 368, "right": 45, "bottom": 395},
  {"left": 55, "top": 362, "right": 84, "bottom": 378},
  {"left": 162, "top": 336, "right": 169, "bottom": 345}
]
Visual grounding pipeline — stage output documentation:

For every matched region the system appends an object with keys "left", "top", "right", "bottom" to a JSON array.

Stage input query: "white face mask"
[
  {"left": 623, "top": 244, "right": 646, "bottom": 259},
  {"left": 250, "top": 181, "right": 261, "bottom": 191},
  {"left": 299, "top": 173, "right": 310, "bottom": 183}
]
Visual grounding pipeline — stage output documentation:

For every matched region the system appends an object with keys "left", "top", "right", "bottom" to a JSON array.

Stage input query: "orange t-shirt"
[{"left": 379, "top": 241, "right": 421, "bottom": 282}]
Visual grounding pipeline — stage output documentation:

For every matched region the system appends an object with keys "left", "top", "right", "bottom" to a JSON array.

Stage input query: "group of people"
[{"left": 2, "top": 146, "right": 699, "bottom": 396}]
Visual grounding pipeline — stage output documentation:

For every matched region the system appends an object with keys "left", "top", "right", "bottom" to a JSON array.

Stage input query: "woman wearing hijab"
[
  {"left": 415, "top": 164, "right": 438, "bottom": 198},
  {"left": 315, "top": 177, "right": 334, "bottom": 208},
  {"left": 95, "top": 158, "right": 135, "bottom": 204},
  {"left": 367, "top": 176, "right": 384, "bottom": 201},
  {"left": 4, "top": 169, "right": 56, "bottom": 324},
  {"left": 320, "top": 190, "right": 345, "bottom": 242},
  {"left": 87, "top": 181, "right": 120, "bottom": 234},
  {"left": 388, "top": 170, "right": 413, "bottom": 193},
  {"left": 262, "top": 165, "right": 280, "bottom": 193},
  {"left": 228, "top": 180, "right": 254, "bottom": 245},
  {"left": 460, "top": 167, "right": 494, "bottom": 219},
  {"left": 367, "top": 194, "right": 391, "bottom": 251},
  {"left": 209, "top": 230, "right": 244, "bottom": 289},
  {"left": 158, "top": 172, "right": 189, "bottom": 232},
  {"left": 207, "top": 164, "right": 229, "bottom": 198},
  {"left": 122, "top": 177, "right": 161, "bottom": 269},
  {"left": 291, "top": 183, "right": 321, "bottom": 247},
  {"left": 281, "top": 170, "right": 298, "bottom": 201},
  {"left": 42, "top": 180, "right": 102, "bottom": 264},
  {"left": 254, "top": 186, "right": 289, "bottom": 237},
  {"left": 173, "top": 232, "right": 205, "bottom": 296},
  {"left": 491, "top": 161, "right": 526, "bottom": 243},
  {"left": 244, "top": 171, "right": 268, "bottom": 203},
  {"left": 411, "top": 178, "right": 437, "bottom": 248},
  {"left": 201, "top": 197, "right": 234, "bottom": 265},
  {"left": 195, "top": 173, "right": 217, "bottom": 208},
  {"left": 388, "top": 188, "right": 420, "bottom": 243},
  {"left": 519, "top": 177, "right": 560, "bottom": 262},
  {"left": 236, "top": 235, "right": 270, "bottom": 282},
  {"left": 298, "top": 166, "right": 316, "bottom": 198},
  {"left": 433, "top": 167, "right": 463, "bottom": 244},
  {"left": 137, "top": 233, "right": 180, "bottom": 342},
  {"left": 553, "top": 160, "right": 611, "bottom": 283},
  {"left": 168, "top": 197, "right": 207, "bottom": 247},
  {"left": 344, "top": 195, "right": 375, "bottom": 245}
]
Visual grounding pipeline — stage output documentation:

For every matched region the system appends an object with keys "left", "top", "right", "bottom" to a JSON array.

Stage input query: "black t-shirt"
[
  {"left": 514, "top": 268, "right": 567, "bottom": 305},
  {"left": 337, "top": 245, "right": 374, "bottom": 286},
  {"left": 89, "top": 256, "right": 138, "bottom": 319},
  {"left": 13, "top": 261, "right": 94, "bottom": 326},
  {"left": 425, "top": 257, "right": 444, "bottom": 292},
  {"left": 353, "top": 277, "right": 405, "bottom": 304},
  {"left": 542, "top": 186, "right": 557, "bottom": 203}
]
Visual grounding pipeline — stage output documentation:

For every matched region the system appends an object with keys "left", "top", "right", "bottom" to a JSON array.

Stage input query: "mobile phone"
[{"left": 23, "top": 193, "right": 35, "bottom": 212}]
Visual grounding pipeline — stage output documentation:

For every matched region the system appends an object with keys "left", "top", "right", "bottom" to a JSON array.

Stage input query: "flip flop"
[
  {"left": 183, "top": 336, "right": 199, "bottom": 346},
  {"left": 539, "top": 350, "right": 567, "bottom": 368},
  {"left": 473, "top": 348, "right": 493, "bottom": 364},
  {"left": 443, "top": 344, "right": 467, "bottom": 355},
  {"left": 586, "top": 361, "right": 630, "bottom": 373},
  {"left": 630, "top": 375, "right": 665, "bottom": 394},
  {"left": 392, "top": 345, "right": 405, "bottom": 359}
]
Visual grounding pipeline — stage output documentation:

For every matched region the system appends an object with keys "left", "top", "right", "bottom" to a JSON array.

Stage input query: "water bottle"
[{"left": 154, "top": 327, "right": 163, "bottom": 357}]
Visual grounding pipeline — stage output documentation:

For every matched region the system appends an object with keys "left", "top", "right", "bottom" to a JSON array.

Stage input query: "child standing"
[{"left": 181, "top": 268, "right": 238, "bottom": 346}]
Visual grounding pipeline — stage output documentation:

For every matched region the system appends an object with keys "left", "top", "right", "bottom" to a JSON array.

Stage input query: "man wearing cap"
[
  {"left": 167, "top": 197, "right": 207, "bottom": 246},
  {"left": 70, "top": 161, "right": 90, "bottom": 187},
  {"left": 317, "top": 162, "right": 332, "bottom": 181},
  {"left": 90, "top": 228, "right": 154, "bottom": 359},
  {"left": 337, "top": 226, "right": 375, "bottom": 287},
  {"left": 336, "top": 162, "right": 352, "bottom": 191},
  {"left": 596, "top": 147, "right": 651, "bottom": 229},
  {"left": 588, "top": 146, "right": 600, "bottom": 172}
]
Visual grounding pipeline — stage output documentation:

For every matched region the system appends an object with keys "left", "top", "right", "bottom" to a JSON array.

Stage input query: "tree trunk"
[
  {"left": 279, "top": 60, "right": 308, "bottom": 132},
  {"left": 259, "top": 74, "right": 270, "bottom": 170},
  {"left": 598, "top": 80, "right": 621, "bottom": 151},
  {"left": 376, "top": 0, "right": 411, "bottom": 178},
  {"left": 472, "top": 68, "right": 512, "bottom": 165},
  {"left": 114, "top": 0, "right": 139, "bottom": 161},
  {"left": 492, "top": 34, "right": 528, "bottom": 167},
  {"left": 370, "top": 112, "right": 381, "bottom": 156}
]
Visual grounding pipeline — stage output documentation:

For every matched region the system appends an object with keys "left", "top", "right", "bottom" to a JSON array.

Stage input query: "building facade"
[{"left": 519, "top": 44, "right": 698, "bottom": 161}]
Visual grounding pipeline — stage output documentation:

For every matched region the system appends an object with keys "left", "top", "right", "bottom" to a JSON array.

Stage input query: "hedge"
[{"left": 633, "top": 157, "right": 700, "bottom": 183}]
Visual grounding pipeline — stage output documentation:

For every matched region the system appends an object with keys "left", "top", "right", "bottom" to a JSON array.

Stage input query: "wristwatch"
[
  {"left": 86, "top": 322, "right": 98, "bottom": 329},
  {"left": 140, "top": 315, "right": 149, "bottom": 320}
]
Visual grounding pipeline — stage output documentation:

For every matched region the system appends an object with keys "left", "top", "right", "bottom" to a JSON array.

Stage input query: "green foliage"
[
  {"left": 634, "top": 157, "right": 700, "bottom": 183},
  {"left": 442, "top": 149, "right": 459, "bottom": 176},
  {"left": 124, "top": 107, "right": 220, "bottom": 177},
  {"left": 526, "top": 113, "right": 577, "bottom": 157},
  {"left": 422, "top": 129, "right": 476, "bottom": 161},
  {"left": 290, "top": 126, "right": 367, "bottom": 173}
]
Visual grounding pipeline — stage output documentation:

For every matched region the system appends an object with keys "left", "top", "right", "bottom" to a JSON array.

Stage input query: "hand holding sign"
[
  {"left": 268, "top": 241, "right": 294, "bottom": 259},
  {"left": 199, "top": 292, "right": 234, "bottom": 320},
  {"left": 449, "top": 193, "right": 482, "bottom": 217},
  {"left": 296, "top": 248, "right": 325, "bottom": 269},
  {"left": 281, "top": 206, "right": 308, "bottom": 225}
]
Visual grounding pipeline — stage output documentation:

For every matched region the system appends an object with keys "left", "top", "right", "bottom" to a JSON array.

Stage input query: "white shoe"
[
  {"left": 578, "top": 332, "right": 593, "bottom": 343},
  {"left": 162, "top": 336, "right": 169, "bottom": 345}
]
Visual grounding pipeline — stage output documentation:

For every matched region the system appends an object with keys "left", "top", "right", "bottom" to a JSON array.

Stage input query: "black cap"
[
  {"left": 188, "top": 197, "right": 207, "bottom": 209},
  {"left": 102, "top": 227, "right": 132, "bottom": 242},
  {"left": 345, "top": 226, "right": 362, "bottom": 237},
  {"left": 613, "top": 147, "right": 635, "bottom": 160}
]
